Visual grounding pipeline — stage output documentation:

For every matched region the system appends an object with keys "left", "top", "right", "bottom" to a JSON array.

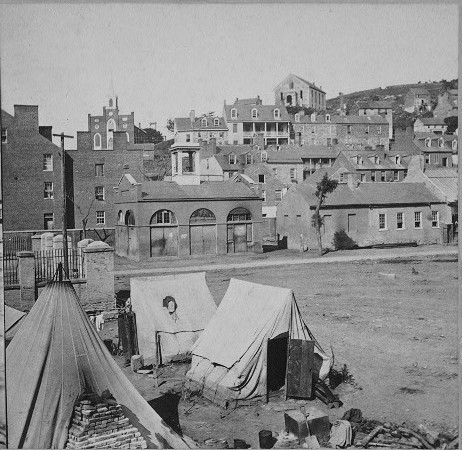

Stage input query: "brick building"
[
  {"left": 292, "top": 112, "right": 337, "bottom": 146},
  {"left": 413, "top": 117, "right": 448, "bottom": 134},
  {"left": 1, "top": 100, "right": 156, "bottom": 238},
  {"left": 413, "top": 134, "right": 458, "bottom": 168},
  {"left": 114, "top": 174, "right": 262, "bottom": 259},
  {"left": 357, "top": 101, "right": 393, "bottom": 139},
  {"left": 274, "top": 74, "right": 326, "bottom": 110},
  {"left": 1, "top": 105, "right": 66, "bottom": 231},
  {"left": 334, "top": 115, "right": 390, "bottom": 150}
]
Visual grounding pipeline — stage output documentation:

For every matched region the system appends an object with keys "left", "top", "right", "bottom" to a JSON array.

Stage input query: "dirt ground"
[{"left": 102, "top": 253, "right": 458, "bottom": 448}]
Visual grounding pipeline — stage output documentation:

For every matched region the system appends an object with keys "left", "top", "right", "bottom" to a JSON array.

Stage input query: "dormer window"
[
  {"left": 295, "top": 113, "right": 300, "bottom": 122},
  {"left": 356, "top": 155, "right": 363, "bottom": 165},
  {"left": 365, "top": 126, "right": 369, "bottom": 134},
  {"left": 201, "top": 118, "right": 208, "bottom": 127},
  {"left": 251, "top": 108, "right": 258, "bottom": 119},
  {"left": 274, "top": 109, "right": 280, "bottom": 119},
  {"left": 374, "top": 155, "right": 380, "bottom": 164},
  {"left": 425, "top": 137, "right": 431, "bottom": 147},
  {"left": 246, "top": 153, "right": 252, "bottom": 164},
  {"left": 452, "top": 140, "right": 458, "bottom": 151},
  {"left": 231, "top": 108, "right": 237, "bottom": 119},
  {"left": 261, "top": 151, "right": 268, "bottom": 162},
  {"left": 311, "top": 113, "right": 316, "bottom": 122},
  {"left": 395, "top": 155, "right": 401, "bottom": 165},
  {"left": 229, "top": 153, "right": 236, "bottom": 164},
  {"left": 325, "top": 114, "right": 330, "bottom": 122},
  {"left": 438, "top": 138, "right": 444, "bottom": 148},
  {"left": 214, "top": 118, "right": 220, "bottom": 127},
  {"left": 109, "top": 98, "right": 113, "bottom": 108}
]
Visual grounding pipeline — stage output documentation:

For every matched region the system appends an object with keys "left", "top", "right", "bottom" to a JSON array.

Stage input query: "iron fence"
[
  {"left": 34, "top": 249, "right": 85, "bottom": 284},
  {"left": 3, "top": 253, "right": 19, "bottom": 286}
]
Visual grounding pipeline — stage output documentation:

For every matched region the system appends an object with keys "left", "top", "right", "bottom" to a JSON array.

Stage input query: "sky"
[{"left": 0, "top": 3, "right": 458, "bottom": 147}]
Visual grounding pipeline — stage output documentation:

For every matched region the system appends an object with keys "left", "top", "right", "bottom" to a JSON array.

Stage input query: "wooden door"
[
  {"left": 150, "top": 227, "right": 178, "bottom": 257},
  {"left": 285, "top": 339, "right": 315, "bottom": 399},
  {"left": 190, "top": 225, "right": 216, "bottom": 255}
]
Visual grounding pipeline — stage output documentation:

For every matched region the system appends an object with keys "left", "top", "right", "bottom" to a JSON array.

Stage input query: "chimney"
[
  {"left": 339, "top": 92, "right": 346, "bottom": 116},
  {"left": 252, "top": 133, "right": 265, "bottom": 149},
  {"left": 190, "top": 110, "right": 195, "bottom": 124},
  {"left": 209, "top": 137, "right": 217, "bottom": 154},
  {"left": 257, "top": 95, "right": 262, "bottom": 105},
  {"left": 39, "top": 125, "right": 53, "bottom": 142},
  {"left": 294, "top": 132, "right": 301, "bottom": 147}
]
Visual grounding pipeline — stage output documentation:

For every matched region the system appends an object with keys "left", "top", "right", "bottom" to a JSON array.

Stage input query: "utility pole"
[{"left": 53, "top": 132, "right": 74, "bottom": 279}]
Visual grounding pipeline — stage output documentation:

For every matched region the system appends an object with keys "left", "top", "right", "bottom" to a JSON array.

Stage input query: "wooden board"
[{"left": 285, "top": 339, "right": 315, "bottom": 399}]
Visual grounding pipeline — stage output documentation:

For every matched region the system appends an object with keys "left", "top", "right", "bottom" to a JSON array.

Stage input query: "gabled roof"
[
  {"left": 295, "top": 180, "right": 442, "bottom": 207},
  {"left": 357, "top": 101, "right": 393, "bottom": 109},
  {"left": 416, "top": 117, "right": 447, "bottom": 126},
  {"left": 424, "top": 168, "right": 458, "bottom": 203},
  {"left": 278, "top": 144, "right": 340, "bottom": 159},
  {"left": 175, "top": 116, "right": 227, "bottom": 131},
  {"left": 338, "top": 151, "right": 405, "bottom": 170},
  {"left": 224, "top": 103, "right": 290, "bottom": 122},
  {"left": 294, "top": 114, "right": 336, "bottom": 124},
  {"left": 274, "top": 74, "right": 325, "bottom": 93},
  {"left": 425, "top": 168, "right": 458, "bottom": 178},
  {"left": 390, "top": 135, "right": 422, "bottom": 156},
  {"left": 140, "top": 180, "right": 259, "bottom": 200},
  {"left": 414, "top": 131, "right": 441, "bottom": 140},
  {"left": 408, "top": 88, "right": 431, "bottom": 95},
  {"left": 234, "top": 97, "right": 260, "bottom": 105},
  {"left": 215, "top": 145, "right": 253, "bottom": 156}
]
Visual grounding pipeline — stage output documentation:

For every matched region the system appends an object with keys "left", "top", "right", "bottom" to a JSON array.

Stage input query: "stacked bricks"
[{"left": 65, "top": 393, "right": 147, "bottom": 449}]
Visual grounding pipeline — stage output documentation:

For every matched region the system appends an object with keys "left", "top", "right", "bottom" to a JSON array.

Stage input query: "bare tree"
[{"left": 311, "top": 173, "right": 339, "bottom": 256}]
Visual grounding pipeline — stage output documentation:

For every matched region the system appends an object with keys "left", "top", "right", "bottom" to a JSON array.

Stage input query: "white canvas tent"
[
  {"left": 6, "top": 280, "right": 193, "bottom": 449},
  {"left": 5, "top": 305, "right": 27, "bottom": 344},
  {"left": 186, "top": 278, "right": 331, "bottom": 406},
  {"left": 130, "top": 272, "right": 217, "bottom": 365}
]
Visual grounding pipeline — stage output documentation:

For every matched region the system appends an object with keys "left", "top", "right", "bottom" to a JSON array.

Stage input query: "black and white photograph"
[{"left": 0, "top": 3, "right": 459, "bottom": 449}]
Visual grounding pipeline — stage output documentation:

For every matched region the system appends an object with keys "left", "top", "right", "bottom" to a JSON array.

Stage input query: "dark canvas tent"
[
  {"left": 186, "top": 279, "right": 331, "bottom": 406},
  {"left": 130, "top": 272, "right": 217, "bottom": 365},
  {"left": 5, "top": 305, "right": 27, "bottom": 345},
  {"left": 6, "top": 280, "right": 193, "bottom": 449}
]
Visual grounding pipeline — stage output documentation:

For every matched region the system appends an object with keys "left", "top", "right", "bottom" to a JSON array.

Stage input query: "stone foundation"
[{"left": 65, "top": 393, "right": 147, "bottom": 449}]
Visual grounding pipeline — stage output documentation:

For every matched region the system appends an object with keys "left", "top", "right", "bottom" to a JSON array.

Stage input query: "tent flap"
[{"left": 187, "top": 278, "right": 331, "bottom": 405}]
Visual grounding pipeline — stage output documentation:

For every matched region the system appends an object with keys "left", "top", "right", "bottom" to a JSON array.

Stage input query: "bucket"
[
  {"left": 234, "top": 439, "right": 249, "bottom": 449},
  {"left": 259, "top": 430, "right": 274, "bottom": 449}
]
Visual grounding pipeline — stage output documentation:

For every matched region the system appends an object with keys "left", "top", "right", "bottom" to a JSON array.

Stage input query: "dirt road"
[{"left": 111, "top": 251, "right": 458, "bottom": 447}]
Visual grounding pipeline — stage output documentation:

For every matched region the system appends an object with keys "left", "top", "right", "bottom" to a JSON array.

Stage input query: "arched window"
[
  {"left": 395, "top": 155, "right": 401, "bottom": 165},
  {"left": 125, "top": 210, "right": 135, "bottom": 226},
  {"left": 229, "top": 153, "right": 236, "bottom": 164},
  {"left": 107, "top": 118, "right": 116, "bottom": 132},
  {"left": 107, "top": 138, "right": 113, "bottom": 149},
  {"left": 295, "top": 113, "right": 300, "bottom": 122},
  {"left": 289, "top": 81, "right": 294, "bottom": 89},
  {"left": 452, "top": 140, "right": 457, "bottom": 150},
  {"left": 201, "top": 118, "right": 208, "bottom": 127},
  {"left": 251, "top": 108, "right": 258, "bottom": 119},
  {"left": 94, "top": 133, "right": 101, "bottom": 149},
  {"left": 126, "top": 132, "right": 130, "bottom": 142},
  {"left": 117, "top": 210, "right": 124, "bottom": 223},
  {"left": 227, "top": 207, "right": 252, "bottom": 222},
  {"left": 109, "top": 98, "right": 113, "bottom": 107},
  {"left": 274, "top": 108, "right": 280, "bottom": 119},
  {"left": 150, "top": 210, "right": 177, "bottom": 225},
  {"left": 261, "top": 151, "right": 268, "bottom": 162},
  {"left": 326, "top": 114, "right": 331, "bottom": 122},
  {"left": 425, "top": 137, "right": 431, "bottom": 148},
  {"left": 214, "top": 118, "right": 220, "bottom": 127},
  {"left": 439, "top": 138, "right": 444, "bottom": 148},
  {"left": 231, "top": 108, "right": 237, "bottom": 119},
  {"left": 190, "top": 208, "right": 216, "bottom": 224}
]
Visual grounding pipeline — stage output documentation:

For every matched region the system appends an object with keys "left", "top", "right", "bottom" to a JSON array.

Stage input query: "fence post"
[
  {"left": 31, "top": 235, "right": 42, "bottom": 253},
  {"left": 17, "top": 251, "right": 36, "bottom": 311},
  {"left": 83, "top": 241, "right": 115, "bottom": 311}
]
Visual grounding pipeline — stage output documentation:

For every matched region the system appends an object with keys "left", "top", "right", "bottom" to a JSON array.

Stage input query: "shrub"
[{"left": 333, "top": 229, "right": 357, "bottom": 250}]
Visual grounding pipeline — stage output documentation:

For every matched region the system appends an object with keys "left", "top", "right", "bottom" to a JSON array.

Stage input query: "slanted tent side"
[
  {"left": 130, "top": 272, "right": 217, "bottom": 365},
  {"left": 6, "top": 281, "right": 192, "bottom": 449},
  {"left": 186, "top": 278, "right": 331, "bottom": 406},
  {"left": 5, "top": 305, "right": 27, "bottom": 343}
]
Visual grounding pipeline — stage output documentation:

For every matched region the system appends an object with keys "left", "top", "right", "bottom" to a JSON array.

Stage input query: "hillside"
[{"left": 325, "top": 79, "right": 457, "bottom": 130}]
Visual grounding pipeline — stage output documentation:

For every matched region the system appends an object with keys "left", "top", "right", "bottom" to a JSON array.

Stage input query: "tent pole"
[
  {"left": 266, "top": 339, "right": 269, "bottom": 404},
  {"left": 284, "top": 298, "right": 295, "bottom": 401}
]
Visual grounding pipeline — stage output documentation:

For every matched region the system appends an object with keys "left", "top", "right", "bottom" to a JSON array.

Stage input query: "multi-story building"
[
  {"left": 433, "top": 89, "right": 458, "bottom": 119},
  {"left": 292, "top": 112, "right": 337, "bottom": 146},
  {"left": 1, "top": 105, "right": 66, "bottom": 232},
  {"left": 223, "top": 97, "right": 291, "bottom": 146},
  {"left": 274, "top": 74, "right": 326, "bottom": 110},
  {"left": 334, "top": 115, "right": 390, "bottom": 150},
  {"left": 413, "top": 134, "right": 458, "bottom": 168},
  {"left": 357, "top": 101, "right": 393, "bottom": 139},
  {"left": 2, "top": 100, "right": 156, "bottom": 238},
  {"left": 404, "top": 88, "right": 432, "bottom": 113}
]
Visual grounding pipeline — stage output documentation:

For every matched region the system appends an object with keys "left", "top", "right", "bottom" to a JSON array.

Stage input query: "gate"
[{"left": 189, "top": 208, "right": 217, "bottom": 255}]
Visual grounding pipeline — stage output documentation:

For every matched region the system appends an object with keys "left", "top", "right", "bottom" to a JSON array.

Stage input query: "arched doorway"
[
  {"left": 227, "top": 208, "right": 253, "bottom": 253},
  {"left": 150, "top": 210, "right": 178, "bottom": 257},
  {"left": 189, "top": 208, "right": 217, "bottom": 255}
]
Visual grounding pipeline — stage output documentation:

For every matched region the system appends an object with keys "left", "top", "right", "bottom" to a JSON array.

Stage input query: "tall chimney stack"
[
  {"left": 189, "top": 110, "right": 195, "bottom": 124},
  {"left": 339, "top": 92, "right": 346, "bottom": 116}
]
